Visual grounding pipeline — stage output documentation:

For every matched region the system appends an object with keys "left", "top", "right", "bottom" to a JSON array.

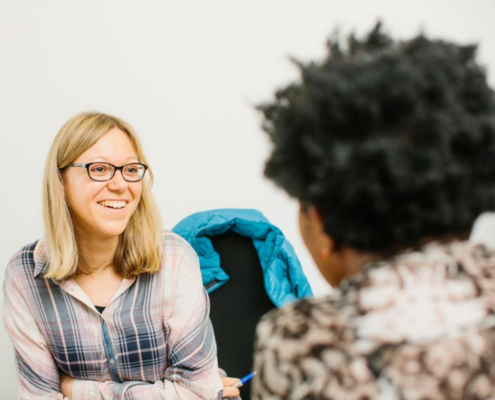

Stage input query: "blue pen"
[{"left": 230, "top": 371, "right": 257, "bottom": 389}]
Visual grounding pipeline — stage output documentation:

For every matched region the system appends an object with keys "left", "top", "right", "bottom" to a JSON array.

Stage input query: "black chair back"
[{"left": 209, "top": 231, "right": 275, "bottom": 400}]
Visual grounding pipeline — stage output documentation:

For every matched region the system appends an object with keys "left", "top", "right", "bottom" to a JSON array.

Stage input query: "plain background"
[{"left": 1, "top": 0, "right": 494, "bottom": 397}]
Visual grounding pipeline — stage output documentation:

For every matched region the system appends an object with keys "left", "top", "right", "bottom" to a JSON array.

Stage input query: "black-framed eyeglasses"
[{"left": 61, "top": 162, "right": 148, "bottom": 182}]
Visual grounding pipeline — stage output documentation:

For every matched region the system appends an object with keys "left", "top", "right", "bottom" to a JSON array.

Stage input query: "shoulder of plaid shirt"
[{"left": 3, "top": 231, "right": 224, "bottom": 400}]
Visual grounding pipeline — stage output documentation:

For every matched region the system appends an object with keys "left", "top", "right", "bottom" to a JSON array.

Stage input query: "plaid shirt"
[{"left": 4, "top": 232, "right": 223, "bottom": 400}]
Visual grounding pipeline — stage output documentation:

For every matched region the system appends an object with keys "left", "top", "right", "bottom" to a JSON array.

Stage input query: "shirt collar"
[{"left": 33, "top": 238, "right": 50, "bottom": 278}]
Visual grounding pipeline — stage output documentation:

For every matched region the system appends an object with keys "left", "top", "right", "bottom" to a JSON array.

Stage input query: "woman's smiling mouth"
[{"left": 97, "top": 200, "right": 127, "bottom": 209}]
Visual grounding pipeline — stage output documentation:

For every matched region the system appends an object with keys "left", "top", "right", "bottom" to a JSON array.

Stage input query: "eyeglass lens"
[{"left": 89, "top": 163, "right": 145, "bottom": 181}]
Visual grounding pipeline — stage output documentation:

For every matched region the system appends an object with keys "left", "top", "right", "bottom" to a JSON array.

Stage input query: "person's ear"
[
  {"left": 306, "top": 205, "right": 335, "bottom": 252},
  {"left": 299, "top": 203, "right": 347, "bottom": 286},
  {"left": 299, "top": 204, "right": 337, "bottom": 258}
]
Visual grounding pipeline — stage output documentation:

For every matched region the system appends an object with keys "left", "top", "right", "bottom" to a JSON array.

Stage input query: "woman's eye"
[
  {"left": 91, "top": 164, "right": 109, "bottom": 173},
  {"left": 125, "top": 165, "right": 140, "bottom": 174}
]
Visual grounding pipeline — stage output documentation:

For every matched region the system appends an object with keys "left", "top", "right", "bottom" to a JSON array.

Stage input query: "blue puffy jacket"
[{"left": 172, "top": 208, "right": 313, "bottom": 308}]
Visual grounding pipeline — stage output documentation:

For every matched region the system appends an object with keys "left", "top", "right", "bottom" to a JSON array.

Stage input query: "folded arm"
[
  {"left": 68, "top": 241, "right": 223, "bottom": 400},
  {"left": 4, "top": 267, "right": 67, "bottom": 399}
]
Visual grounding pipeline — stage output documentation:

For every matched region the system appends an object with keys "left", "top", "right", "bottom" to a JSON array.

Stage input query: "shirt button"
[{"left": 110, "top": 359, "right": 115, "bottom": 365}]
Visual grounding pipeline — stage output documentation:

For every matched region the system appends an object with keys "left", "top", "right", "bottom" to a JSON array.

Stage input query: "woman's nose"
[{"left": 107, "top": 169, "right": 128, "bottom": 190}]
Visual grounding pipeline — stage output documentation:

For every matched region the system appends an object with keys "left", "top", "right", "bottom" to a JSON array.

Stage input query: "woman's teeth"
[{"left": 98, "top": 200, "right": 126, "bottom": 209}]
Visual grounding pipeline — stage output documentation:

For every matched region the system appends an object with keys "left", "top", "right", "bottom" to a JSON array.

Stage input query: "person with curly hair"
[{"left": 251, "top": 23, "right": 495, "bottom": 399}]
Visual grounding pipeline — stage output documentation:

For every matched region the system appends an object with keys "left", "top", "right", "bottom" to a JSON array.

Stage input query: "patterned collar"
[{"left": 33, "top": 239, "right": 49, "bottom": 278}]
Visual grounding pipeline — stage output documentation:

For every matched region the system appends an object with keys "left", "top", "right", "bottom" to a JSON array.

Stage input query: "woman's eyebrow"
[{"left": 84, "top": 156, "right": 140, "bottom": 163}]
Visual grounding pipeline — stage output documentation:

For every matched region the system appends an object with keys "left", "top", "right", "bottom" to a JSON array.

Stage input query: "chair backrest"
[{"left": 209, "top": 231, "right": 275, "bottom": 400}]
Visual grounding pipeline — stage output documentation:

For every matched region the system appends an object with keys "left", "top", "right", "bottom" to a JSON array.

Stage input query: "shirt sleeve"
[
  {"left": 3, "top": 257, "right": 68, "bottom": 400},
  {"left": 251, "top": 299, "right": 379, "bottom": 400},
  {"left": 71, "top": 236, "right": 223, "bottom": 400},
  {"left": 250, "top": 310, "right": 290, "bottom": 400}
]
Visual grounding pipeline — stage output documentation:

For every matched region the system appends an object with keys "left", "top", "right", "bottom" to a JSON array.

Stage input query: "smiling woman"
[
  {"left": 3, "top": 112, "right": 236, "bottom": 400},
  {"left": 42, "top": 115, "right": 160, "bottom": 281}
]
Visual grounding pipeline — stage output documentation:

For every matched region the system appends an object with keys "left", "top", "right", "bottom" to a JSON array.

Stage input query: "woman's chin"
[{"left": 96, "top": 224, "right": 129, "bottom": 239}]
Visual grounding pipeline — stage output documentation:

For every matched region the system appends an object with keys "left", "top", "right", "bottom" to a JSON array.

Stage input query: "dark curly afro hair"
[{"left": 259, "top": 23, "right": 495, "bottom": 253}]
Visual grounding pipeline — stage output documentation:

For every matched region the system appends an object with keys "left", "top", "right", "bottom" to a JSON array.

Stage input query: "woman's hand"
[
  {"left": 60, "top": 372, "right": 75, "bottom": 399},
  {"left": 222, "top": 377, "right": 241, "bottom": 398}
]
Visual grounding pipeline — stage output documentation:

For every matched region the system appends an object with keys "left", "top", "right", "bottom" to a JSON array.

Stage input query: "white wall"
[{"left": 1, "top": 0, "right": 494, "bottom": 397}]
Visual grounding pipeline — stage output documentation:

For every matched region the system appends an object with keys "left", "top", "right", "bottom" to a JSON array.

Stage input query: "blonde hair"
[{"left": 42, "top": 112, "right": 163, "bottom": 280}]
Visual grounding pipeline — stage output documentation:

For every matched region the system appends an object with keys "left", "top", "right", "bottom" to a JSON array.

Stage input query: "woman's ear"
[
  {"left": 299, "top": 203, "right": 349, "bottom": 286},
  {"left": 299, "top": 204, "right": 334, "bottom": 261},
  {"left": 299, "top": 203, "right": 376, "bottom": 287}
]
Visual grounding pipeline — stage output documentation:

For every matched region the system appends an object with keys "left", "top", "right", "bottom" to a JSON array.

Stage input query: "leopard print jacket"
[{"left": 252, "top": 241, "right": 495, "bottom": 400}]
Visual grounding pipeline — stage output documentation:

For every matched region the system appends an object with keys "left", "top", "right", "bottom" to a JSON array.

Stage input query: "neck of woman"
[{"left": 75, "top": 231, "right": 120, "bottom": 276}]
